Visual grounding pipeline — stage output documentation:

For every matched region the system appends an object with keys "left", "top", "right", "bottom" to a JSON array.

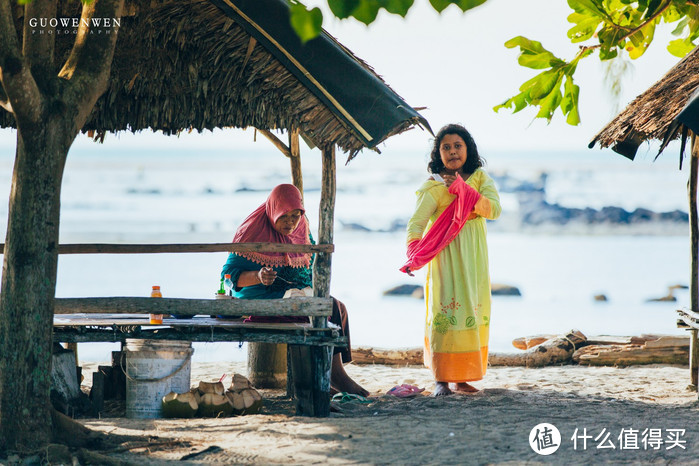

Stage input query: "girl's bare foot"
[
  {"left": 433, "top": 381, "right": 452, "bottom": 396},
  {"left": 453, "top": 382, "right": 479, "bottom": 393},
  {"left": 331, "top": 354, "right": 369, "bottom": 397}
]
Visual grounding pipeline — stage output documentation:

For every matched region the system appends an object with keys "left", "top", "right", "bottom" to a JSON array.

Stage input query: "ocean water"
[{"left": 0, "top": 143, "right": 692, "bottom": 362}]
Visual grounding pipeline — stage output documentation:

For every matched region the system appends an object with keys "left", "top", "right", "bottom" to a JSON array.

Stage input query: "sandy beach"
[{"left": 76, "top": 361, "right": 699, "bottom": 464}]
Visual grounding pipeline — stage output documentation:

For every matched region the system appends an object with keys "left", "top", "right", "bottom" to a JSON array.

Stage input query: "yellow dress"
[{"left": 406, "top": 168, "right": 501, "bottom": 382}]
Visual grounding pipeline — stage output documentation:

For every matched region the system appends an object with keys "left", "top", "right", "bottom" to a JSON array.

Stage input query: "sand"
[{"left": 76, "top": 362, "right": 699, "bottom": 464}]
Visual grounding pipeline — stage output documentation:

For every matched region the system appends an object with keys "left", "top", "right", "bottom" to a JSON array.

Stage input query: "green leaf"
[
  {"left": 504, "top": 36, "right": 547, "bottom": 53},
  {"left": 561, "top": 76, "right": 581, "bottom": 125},
  {"left": 667, "top": 37, "right": 696, "bottom": 57},
  {"left": 644, "top": 0, "right": 663, "bottom": 19},
  {"left": 567, "top": 0, "right": 608, "bottom": 19},
  {"left": 385, "top": 0, "right": 415, "bottom": 16},
  {"left": 530, "top": 70, "right": 563, "bottom": 100},
  {"left": 328, "top": 0, "right": 360, "bottom": 19},
  {"left": 289, "top": 3, "right": 323, "bottom": 43},
  {"left": 626, "top": 21, "right": 656, "bottom": 59},
  {"left": 536, "top": 87, "right": 562, "bottom": 121},
  {"left": 567, "top": 12, "right": 602, "bottom": 43},
  {"left": 456, "top": 0, "right": 487, "bottom": 11},
  {"left": 504, "top": 36, "right": 568, "bottom": 70},
  {"left": 662, "top": 4, "right": 683, "bottom": 23},
  {"left": 352, "top": 0, "right": 381, "bottom": 24},
  {"left": 429, "top": 0, "right": 454, "bottom": 13}
]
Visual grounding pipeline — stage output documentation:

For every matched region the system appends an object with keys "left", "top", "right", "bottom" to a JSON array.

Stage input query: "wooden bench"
[{"left": 53, "top": 296, "right": 346, "bottom": 417}]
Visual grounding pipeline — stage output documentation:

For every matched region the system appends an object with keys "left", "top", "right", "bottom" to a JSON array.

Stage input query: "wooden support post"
[
  {"left": 290, "top": 144, "right": 335, "bottom": 417},
  {"left": 313, "top": 144, "right": 336, "bottom": 306},
  {"left": 288, "top": 344, "right": 332, "bottom": 417},
  {"left": 689, "top": 133, "right": 699, "bottom": 390},
  {"left": 289, "top": 130, "right": 303, "bottom": 195}
]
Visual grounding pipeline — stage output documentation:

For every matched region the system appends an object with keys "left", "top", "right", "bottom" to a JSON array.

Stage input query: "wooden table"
[{"left": 53, "top": 312, "right": 346, "bottom": 417}]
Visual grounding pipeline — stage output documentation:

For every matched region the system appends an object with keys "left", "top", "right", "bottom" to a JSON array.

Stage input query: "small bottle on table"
[{"left": 149, "top": 285, "right": 163, "bottom": 324}]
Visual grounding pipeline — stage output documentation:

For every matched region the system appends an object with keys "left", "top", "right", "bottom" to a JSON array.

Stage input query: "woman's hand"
[
  {"left": 442, "top": 173, "right": 460, "bottom": 187},
  {"left": 257, "top": 267, "right": 277, "bottom": 286}
]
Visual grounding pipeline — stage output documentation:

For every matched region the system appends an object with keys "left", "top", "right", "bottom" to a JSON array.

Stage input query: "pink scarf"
[
  {"left": 233, "top": 184, "right": 311, "bottom": 268},
  {"left": 400, "top": 175, "right": 481, "bottom": 273}
]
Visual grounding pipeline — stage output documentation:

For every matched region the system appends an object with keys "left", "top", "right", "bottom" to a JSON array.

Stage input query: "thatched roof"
[
  {"left": 1, "top": 0, "right": 430, "bottom": 158},
  {"left": 589, "top": 46, "right": 699, "bottom": 159}
]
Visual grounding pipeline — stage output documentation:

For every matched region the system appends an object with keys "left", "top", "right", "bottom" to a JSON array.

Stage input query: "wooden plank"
[
  {"left": 0, "top": 242, "right": 333, "bottom": 255},
  {"left": 53, "top": 327, "right": 347, "bottom": 346},
  {"left": 677, "top": 309, "right": 699, "bottom": 330},
  {"left": 53, "top": 296, "right": 333, "bottom": 316}
]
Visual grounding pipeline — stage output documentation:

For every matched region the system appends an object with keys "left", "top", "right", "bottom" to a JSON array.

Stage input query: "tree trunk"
[
  {"left": 0, "top": 0, "right": 123, "bottom": 451},
  {"left": 0, "top": 125, "right": 69, "bottom": 451}
]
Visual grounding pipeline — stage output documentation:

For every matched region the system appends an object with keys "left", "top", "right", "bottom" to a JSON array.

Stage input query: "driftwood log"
[
  {"left": 352, "top": 333, "right": 690, "bottom": 367},
  {"left": 352, "top": 347, "right": 423, "bottom": 366},
  {"left": 488, "top": 329, "right": 588, "bottom": 367},
  {"left": 573, "top": 335, "right": 689, "bottom": 366}
]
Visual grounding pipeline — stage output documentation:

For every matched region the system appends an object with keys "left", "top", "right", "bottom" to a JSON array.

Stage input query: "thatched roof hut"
[
  {"left": 2, "top": 0, "right": 430, "bottom": 158},
  {"left": 589, "top": 46, "right": 699, "bottom": 159}
]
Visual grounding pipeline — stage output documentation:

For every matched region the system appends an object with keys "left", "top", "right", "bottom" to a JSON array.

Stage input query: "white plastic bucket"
[{"left": 123, "top": 339, "right": 194, "bottom": 419}]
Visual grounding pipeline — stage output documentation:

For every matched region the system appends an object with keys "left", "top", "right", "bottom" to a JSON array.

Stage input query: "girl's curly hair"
[{"left": 428, "top": 124, "right": 484, "bottom": 176}]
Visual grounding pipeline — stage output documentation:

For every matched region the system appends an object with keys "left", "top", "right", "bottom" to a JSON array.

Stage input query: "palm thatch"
[
  {"left": 589, "top": 46, "right": 699, "bottom": 159},
  {"left": 1, "top": 0, "right": 429, "bottom": 159}
]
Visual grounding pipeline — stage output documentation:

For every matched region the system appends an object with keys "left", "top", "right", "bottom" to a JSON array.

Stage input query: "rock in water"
[{"left": 491, "top": 284, "right": 521, "bottom": 296}]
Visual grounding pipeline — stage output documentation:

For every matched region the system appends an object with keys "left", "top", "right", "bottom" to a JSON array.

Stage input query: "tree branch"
[
  {"left": 604, "top": 0, "right": 672, "bottom": 44},
  {"left": 0, "top": 0, "right": 43, "bottom": 126},
  {"left": 59, "top": 0, "right": 124, "bottom": 132},
  {"left": 23, "top": 0, "right": 57, "bottom": 72}
]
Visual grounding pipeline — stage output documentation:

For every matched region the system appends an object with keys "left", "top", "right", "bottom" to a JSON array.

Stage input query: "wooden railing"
[
  {"left": 54, "top": 296, "right": 333, "bottom": 317},
  {"left": 0, "top": 242, "right": 333, "bottom": 254}
]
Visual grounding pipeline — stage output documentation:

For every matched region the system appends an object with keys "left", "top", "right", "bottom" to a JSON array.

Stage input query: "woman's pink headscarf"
[
  {"left": 233, "top": 184, "right": 311, "bottom": 268},
  {"left": 400, "top": 175, "right": 481, "bottom": 273}
]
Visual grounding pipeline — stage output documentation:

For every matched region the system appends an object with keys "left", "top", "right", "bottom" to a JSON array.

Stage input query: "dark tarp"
[
  {"left": 210, "top": 0, "right": 431, "bottom": 148},
  {"left": 656, "top": 87, "right": 699, "bottom": 167}
]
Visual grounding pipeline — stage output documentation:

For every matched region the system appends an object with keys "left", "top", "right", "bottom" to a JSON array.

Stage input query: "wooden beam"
[
  {"left": 0, "top": 242, "right": 333, "bottom": 255},
  {"left": 53, "top": 296, "right": 333, "bottom": 316},
  {"left": 258, "top": 129, "right": 292, "bottom": 158},
  {"left": 289, "top": 129, "right": 303, "bottom": 195},
  {"left": 689, "top": 132, "right": 699, "bottom": 389}
]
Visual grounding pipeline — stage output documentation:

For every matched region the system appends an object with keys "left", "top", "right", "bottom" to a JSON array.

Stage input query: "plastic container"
[
  {"left": 223, "top": 274, "right": 234, "bottom": 296},
  {"left": 123, "top": 339, "right": 193, "bottom": 418},
  {"left": 149, "top": 285, "right": 163, "bottom": 324}
]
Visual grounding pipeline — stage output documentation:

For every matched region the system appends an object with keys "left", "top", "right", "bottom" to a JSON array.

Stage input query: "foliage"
[{"left": 291, "top": 0, "right": 699, "bottom": 125}]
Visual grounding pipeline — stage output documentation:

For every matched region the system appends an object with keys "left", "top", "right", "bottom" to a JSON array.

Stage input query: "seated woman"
[{"left": 221, "top": 184, "right": 368, "bottom": 396}]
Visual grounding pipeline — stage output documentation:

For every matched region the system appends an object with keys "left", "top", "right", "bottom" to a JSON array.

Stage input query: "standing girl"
[{"left": 402, "top": 124, "right": 501, "bottom": 396}]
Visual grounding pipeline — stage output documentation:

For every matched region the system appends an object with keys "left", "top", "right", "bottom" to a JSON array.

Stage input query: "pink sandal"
[{"left": 387, "top": 384, "right": 425, "bottom": 398}]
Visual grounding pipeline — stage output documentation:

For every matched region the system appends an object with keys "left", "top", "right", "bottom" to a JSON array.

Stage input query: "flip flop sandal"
[
  {"left": 331, "top": 392, "right": 372, "bottom": 403},
  {"left": 387, "top": 384, "right": 425, "bottom": 398}
]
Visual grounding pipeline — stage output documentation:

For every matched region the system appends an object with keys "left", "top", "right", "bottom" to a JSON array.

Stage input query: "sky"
[{"left": 0, "top": 0, "right": 685, "bottom": 156}]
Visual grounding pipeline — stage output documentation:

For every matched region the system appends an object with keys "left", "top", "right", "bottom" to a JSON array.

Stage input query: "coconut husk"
[{"left": 162, "top": 391, "right": 199, "bottom": 418}]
